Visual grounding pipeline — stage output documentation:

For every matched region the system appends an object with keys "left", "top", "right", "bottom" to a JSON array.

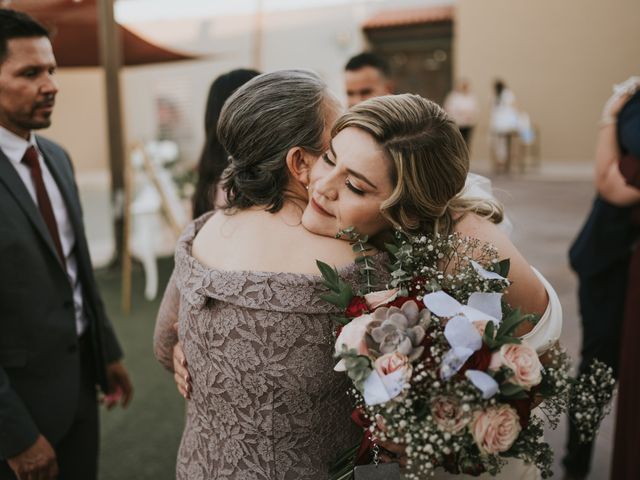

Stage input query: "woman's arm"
[
  {"left": 595, "top": 91, "right": 640, "bottom": 206},
  {"left": 455, "top": 214, "right": 548, "bottom": 336},
  {"left": 595, "top": 123, "right": 640, "bottom": 206},
  {"left": 153, "top": 269, "right": 181, "bottom": 371}
]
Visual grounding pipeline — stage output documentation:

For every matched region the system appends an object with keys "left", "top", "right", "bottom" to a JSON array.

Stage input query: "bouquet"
[{"left": 318, "top": 229, "right": 614, "bottom": 479}]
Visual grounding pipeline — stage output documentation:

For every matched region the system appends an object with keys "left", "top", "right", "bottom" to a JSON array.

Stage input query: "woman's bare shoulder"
[{"left": 191, "top": 209, "right": 356, "bottom": 273}]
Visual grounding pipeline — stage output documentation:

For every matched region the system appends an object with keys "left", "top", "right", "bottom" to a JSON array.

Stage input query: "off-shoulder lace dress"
[{"left": 159, "top": 214, "right": 362, "bottom": 480}]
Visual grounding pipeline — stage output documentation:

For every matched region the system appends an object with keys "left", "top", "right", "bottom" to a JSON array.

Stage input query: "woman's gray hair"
[{"left": 218, "top": 69, "right": 337, "bottom": 213}]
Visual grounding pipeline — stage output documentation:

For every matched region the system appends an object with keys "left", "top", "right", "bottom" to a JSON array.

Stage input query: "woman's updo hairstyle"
[
  {"left": 332, "top": 94, "right": 503, "bottom": 235},
  {"left": 218, "top": 69, "right": 338, "bottom": 213}
]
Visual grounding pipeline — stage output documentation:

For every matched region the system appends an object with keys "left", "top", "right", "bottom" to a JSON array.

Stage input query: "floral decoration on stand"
[{"left": 319, "top": 229, "right": 615, "bottom": 479}]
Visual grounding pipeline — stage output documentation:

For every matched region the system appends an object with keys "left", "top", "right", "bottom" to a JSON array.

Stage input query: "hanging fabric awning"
[
  {"left": 7, "top": 0, "right": 197, "bottom": 67},
  {"left": 363, "top": 5, "right": 454, "bottom": 31}
]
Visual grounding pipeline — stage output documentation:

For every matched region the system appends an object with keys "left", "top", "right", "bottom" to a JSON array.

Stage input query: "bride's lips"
[{"left": 311, "top": 198, "right": 333, "bottom": 217}]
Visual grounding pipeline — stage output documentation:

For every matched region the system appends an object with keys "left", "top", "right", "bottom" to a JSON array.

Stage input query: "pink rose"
[
  {"left": 364, "top": 288, "right": 399, "bottom": 310},
  {"left": 371, "top": 353, "right": 412, "bottom": 402},
  {"left": 431, "top": 396, "right": 470, "bottom": 434},
  {"left": 374, "top": 352, "right": 409, "bottom": 376},
  {"left": 334, "top": 314, "right": 376, "bottom": 371},
  {"left": 489, "top": 343, "right": 542, "bottom": 390},
  {"left": 471, "top": 404, "right": 521, "bottom": 454}
]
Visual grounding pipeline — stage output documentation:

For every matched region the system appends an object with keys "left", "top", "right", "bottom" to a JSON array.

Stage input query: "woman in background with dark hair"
[{"left": 191, "top": 68, "right": 260, "bottom": 218}]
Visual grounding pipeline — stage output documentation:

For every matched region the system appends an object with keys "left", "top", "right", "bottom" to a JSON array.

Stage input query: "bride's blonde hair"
[{"left": 332, "top": 94, "right": 503, "bottom": 235}]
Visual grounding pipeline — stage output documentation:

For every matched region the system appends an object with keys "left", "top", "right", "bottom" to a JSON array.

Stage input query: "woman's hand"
[
  {"left": 103, "top": 361, "right": 134, "bottom": 409},
  {"left": 172, "top": 323, "right": 192, "bottom": 399},
  {"left": 600, "top": 76, "right": 640, "bottom": 125},
  {"left": 375, "top": 415, "right": 408, "bottom": 467},
  {"left": 377, "top": 440, "right": 408, "bottom": 468}
]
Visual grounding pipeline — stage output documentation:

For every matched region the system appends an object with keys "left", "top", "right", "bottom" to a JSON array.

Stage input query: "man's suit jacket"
[{"left": 0, "top": 136, "right": 123, "bottom": 460}]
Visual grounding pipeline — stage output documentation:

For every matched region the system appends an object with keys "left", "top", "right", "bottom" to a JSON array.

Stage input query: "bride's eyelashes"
[
  {"left": 345, "top": 180, "right": 365, "bottom": 196},
  {"left": 321, "top": 152, "right": 365, "bottom": 195}
]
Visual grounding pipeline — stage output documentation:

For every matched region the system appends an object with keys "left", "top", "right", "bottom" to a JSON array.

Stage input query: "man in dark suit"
[{"left": 0, "top": 9, "right": 132, "bottom": 480}]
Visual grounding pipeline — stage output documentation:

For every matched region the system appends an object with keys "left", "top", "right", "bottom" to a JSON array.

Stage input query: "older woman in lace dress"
[{"left": 154, "top": 70, "right": 366, "bottom": 479}]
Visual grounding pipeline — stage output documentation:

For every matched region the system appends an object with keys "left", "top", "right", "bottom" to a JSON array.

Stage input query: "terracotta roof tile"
[{"left": 363, "top": 5, "right": 454, "bottom": 30}]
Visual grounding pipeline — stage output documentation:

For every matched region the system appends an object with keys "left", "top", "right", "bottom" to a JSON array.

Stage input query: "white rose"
[{"left": 334, "top": 314, "right": 376, "bottom": 371}]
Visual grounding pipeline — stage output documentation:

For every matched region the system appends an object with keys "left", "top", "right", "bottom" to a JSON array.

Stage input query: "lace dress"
[{"left": 161, "top": 215, "right": 361, "bottom": 480}]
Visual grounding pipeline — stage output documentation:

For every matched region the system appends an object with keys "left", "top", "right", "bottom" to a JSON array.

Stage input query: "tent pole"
[
  {"left": 97, "top": 0, "right": 127, "bottom": 268},
  {"left": 253, "top": 0, "right": 263, "bottom": 70}
]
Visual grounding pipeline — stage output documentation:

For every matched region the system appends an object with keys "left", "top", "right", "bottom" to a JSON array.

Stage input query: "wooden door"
[{"left": 365, "top": 21, "right": 453, "bottom": 106}]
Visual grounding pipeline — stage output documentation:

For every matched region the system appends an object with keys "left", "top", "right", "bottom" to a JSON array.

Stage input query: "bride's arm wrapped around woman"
[{"left": 459, "top": 175, "right": 561, "bottom": 353}]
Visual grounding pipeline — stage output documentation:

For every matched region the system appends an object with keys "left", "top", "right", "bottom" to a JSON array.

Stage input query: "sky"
[{"left": 115, "top": 0, "right": 386, "bottom": 23}]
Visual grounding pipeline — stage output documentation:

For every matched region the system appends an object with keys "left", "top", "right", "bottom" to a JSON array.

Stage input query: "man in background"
[
  {"left": 0, "top": 9, "right": 132, "bottom": 480},
  {"left": 344, "top": 52, "right": 394, "bottom": 107}
]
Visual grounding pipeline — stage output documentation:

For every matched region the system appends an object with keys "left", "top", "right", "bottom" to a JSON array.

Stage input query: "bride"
[
  {"left": 300, "top": 93, "right": 561, "bottom": 478},
  {"left": 157, "top": 79, "right": 560, "bottom": 479}
]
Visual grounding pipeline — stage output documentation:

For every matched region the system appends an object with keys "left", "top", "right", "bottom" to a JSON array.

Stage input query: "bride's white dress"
[
  {"left": 427, "top": 175, "right": 564, "bottom": 480},
  {"left": 432, "top": 458, "right": 540, "bottom": 480}
]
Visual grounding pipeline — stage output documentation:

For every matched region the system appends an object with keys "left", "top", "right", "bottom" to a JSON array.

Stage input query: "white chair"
[{"left": 128, "top": 141, "right": 187, "bottom": 300}]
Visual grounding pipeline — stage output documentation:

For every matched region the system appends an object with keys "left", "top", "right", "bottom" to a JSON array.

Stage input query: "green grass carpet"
[{"left": 95, "top": 257, "right": 184, "bottom": 480}]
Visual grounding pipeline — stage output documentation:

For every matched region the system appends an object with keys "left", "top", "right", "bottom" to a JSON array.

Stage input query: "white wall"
[
  {"left": 455, "top": 0, "right": 640, "bottom": 163},
  {"left": 48, "top": 0, "right": 452, "bottom": 173}
]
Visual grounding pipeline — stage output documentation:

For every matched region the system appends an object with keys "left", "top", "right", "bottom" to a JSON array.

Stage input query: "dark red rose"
[
  {"left": 345, "top": 296, "right": 369, "bottom": 318},
  {"left": 351, "top": 408, "right": 374, "bottom": 465},
  {"left": 442, "top": 454, "right": 460, "bottom": 474},
  {"left": 461, "top": 460, "right": 486, "bottom": 476},
  {"left": 443, "top": 454, "right": 486, "bottom": 476},
  {"left": 409, "top": 276, "right": 430, "bottom": 296},
  {"left": 509, "top": 396, "right": 534, "bottom": 429},
  {"left": 458, "top": 343, "right": 492, "bottom": 376},
  {"left": 388, "top": 295, "right": 426, "bottom": 311}
]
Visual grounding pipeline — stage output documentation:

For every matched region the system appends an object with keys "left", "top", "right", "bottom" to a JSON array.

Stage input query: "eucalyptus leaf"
[
  {"left": 500, "top": 382, "right": 527, "bottom": 398},
  {"left": 496, "top": 307, "right": 525, "bottom": 337},
  {"left": 385, "top": 243, "right": 399, "bottom": 256},
  {"left": 490, "top": 258, "right": 511, "bottom": 277}
]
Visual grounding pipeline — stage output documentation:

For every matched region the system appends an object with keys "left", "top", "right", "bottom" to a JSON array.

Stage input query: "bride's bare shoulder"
[{"left": 455, "top": 213, "right": 547, "bottom": 317}]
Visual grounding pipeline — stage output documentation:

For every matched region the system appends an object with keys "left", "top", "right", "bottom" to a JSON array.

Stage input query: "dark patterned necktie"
[{"left": 22, "top": 145, "right": 65, "bottom": 264}]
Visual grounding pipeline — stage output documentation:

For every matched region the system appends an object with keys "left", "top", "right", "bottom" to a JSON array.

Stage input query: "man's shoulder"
[{"left": 34, "top": 135, "right": 69, "bottom": 158}]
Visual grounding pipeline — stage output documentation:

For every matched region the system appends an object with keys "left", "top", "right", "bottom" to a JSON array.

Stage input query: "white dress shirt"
[{"left": 0, "top": 126, "right": 87, "bottom": 336}]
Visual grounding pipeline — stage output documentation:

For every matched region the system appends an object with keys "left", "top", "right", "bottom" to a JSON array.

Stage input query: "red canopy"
[{"left": 7, "top": 0, "right": 196, "bottom": 67}]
